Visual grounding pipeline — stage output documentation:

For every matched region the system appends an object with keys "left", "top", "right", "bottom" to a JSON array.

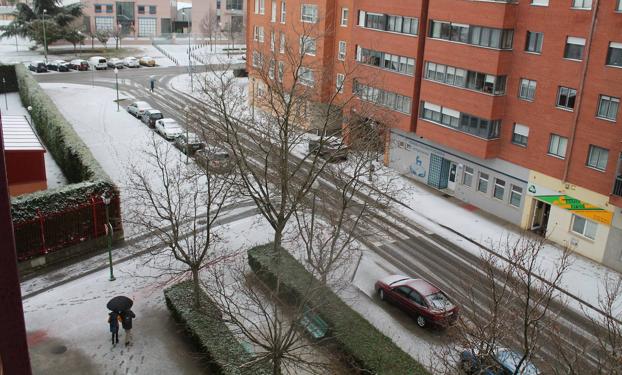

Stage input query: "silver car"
[
  {"left": 127, "top": 101, "right": 152, "bottom": 118},
  {"left": 155, "top": 118, "right": 184, "bottom": 140}
]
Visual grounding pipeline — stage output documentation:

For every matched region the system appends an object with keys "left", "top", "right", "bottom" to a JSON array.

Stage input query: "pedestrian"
[
  {"left": 120, "top": 309, "right": 136, "bottom": 346},
  {"left": 108, "top": 311, "right": 119, "bottom": 346},
  {"left": 149, "top": 77, "right": 155, "bottom": 92}
]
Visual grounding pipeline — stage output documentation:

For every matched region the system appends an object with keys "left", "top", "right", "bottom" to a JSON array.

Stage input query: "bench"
[{"left": 300, "top": 305, "right": 329, "bottom": 339}]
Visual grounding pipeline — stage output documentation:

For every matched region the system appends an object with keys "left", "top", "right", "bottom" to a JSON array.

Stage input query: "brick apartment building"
[
  {"left": 81, "top": 0, "right": 178, "bottom": 36},
  {"left": 246, "top": 0, "right": 622, "bottom": 271}
]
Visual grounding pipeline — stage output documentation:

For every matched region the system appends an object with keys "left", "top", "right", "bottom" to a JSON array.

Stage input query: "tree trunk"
[
  {"left": 191, "top": 267, "right": 201, "bottom": 308},
  {"left": 272, "top": 355, "right": 281, "bottom": 375}
]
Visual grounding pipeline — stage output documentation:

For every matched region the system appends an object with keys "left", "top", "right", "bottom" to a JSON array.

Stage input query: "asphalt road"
[{"left": 33, "top": 66, "right": 604, "bottom": 373}]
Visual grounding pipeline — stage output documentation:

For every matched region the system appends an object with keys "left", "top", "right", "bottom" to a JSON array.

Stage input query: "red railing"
[{"left": 13, "top": 195, "right": 122, "bottom": 261}]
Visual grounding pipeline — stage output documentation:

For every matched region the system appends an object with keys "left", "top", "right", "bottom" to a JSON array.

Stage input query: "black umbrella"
[{"left": 107, "top": 296, "right": 133, "bottom": 312}]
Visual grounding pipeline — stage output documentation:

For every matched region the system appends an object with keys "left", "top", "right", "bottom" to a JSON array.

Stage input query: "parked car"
[
  {"left": 47, "top": 60, "right": 70, "bottom": 72},
  {"left": 139, "top": 56, "right": 156, "bottom": 67},
  {"left": 307, "top": 135, "right": 348, "bottom": 162},
  {"left": 140, "top": 109, "right": 164, "bottom": 128},
  {"left": 375, "top": 275, "right": 459, "bottom": 328},
  {"left": 123, "top": 57, "right": 140, "bottom": 68},
  {"left": 127, "top": 101, "right": 153, "bottom": 118},
  {"left": 173, "top": 132, "right": 205, "bottom": 155},
  {"left": 88, "top": 56, "right": 107, "bottom": 70},
  {"left": 69, "top": 59, "right": 89, "bottom": 71},
  {"left": 155, "top": 118, "right": 184, "bottom": 140},
  {"left": 107, "top": 58, "right": 124, "bottom": 69},
  {"left": 194, "top": 147, "right": 232, "bottom": 173},
  {"left": 28, "top": 61, "right": 48, "bottom": 73},
  {"left": 460, "top": 347, "right": 541, "bottom": 375}
]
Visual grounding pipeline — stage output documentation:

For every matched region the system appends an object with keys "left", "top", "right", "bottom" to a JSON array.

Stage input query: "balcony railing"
[{"left": 613, "top": 176, "right": 622, "bottom": 197}]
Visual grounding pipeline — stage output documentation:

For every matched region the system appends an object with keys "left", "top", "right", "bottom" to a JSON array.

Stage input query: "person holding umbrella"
[
  {"left": 107, "top": 296, "right": 135, "bottom": 346},
  {"left": 120, "top": 309, "right": 136, "bottom": 346}
]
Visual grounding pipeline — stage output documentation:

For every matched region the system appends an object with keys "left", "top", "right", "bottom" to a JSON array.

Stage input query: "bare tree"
[
  {"left": 588, "top": 275, "right": 622, "bottom": 374},
  {"left": 200, "top": 11, "right": 218, "bottom": 52},
  {"left": 95, "top": 30, "right": 109, "bottom": 49},
  {"left": 430, "top": 235, "right": 572, "bottom": 374},
  {"left": 127, "top": 135, "right": 235, "bottom": 306},
  {"left": 110, "top": 24, "right": 123, "bottom": 50}
]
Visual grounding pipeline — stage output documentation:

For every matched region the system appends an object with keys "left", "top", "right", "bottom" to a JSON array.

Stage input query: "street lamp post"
[
  {"left": 42, "top": 9, "right": 48, "bottom": 63},
  {"left": 77, "top": 31, "right": 83, "bottom": 57},
  {"left": 114, "top": 67, "right": 119, "bottom": 111},
  {"left": 118, "top": 24, "right": 122, "bottom": 49},
  {"left": 2, "top": 78, "right": 7, "bottom": 111},
  {"left": 184, "top": 105, "right": 190, "bottom": 164},
  {"left": 251, "top": 78, "right": 255, "bottom": 121},
  {"left": 307, "top": 179, "right": 320, "bottom": 263},
  {"left": 101, "top": 193, "right": 116, "bottom": 281},
  {"left": 182, "top": 10, "right": 193, "bottom": 92}
]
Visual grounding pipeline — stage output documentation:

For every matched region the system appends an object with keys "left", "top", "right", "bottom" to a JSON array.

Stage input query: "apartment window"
[
  {"left": 95, "top": 4, "right": 102, "bottom": 13},
  {"left": 572, "top": 0, "right": 592, "bottom": 9},
  {"left": 424, "top": 62, "right": 504, "bottom": 94},
  {"left": 137, "top": 5, "right": 145, "bottom": 14},
  {"left": 462, "top": 166, "right": 474, "bottom": 187},
  {"left": 359, "top": 47, "right": 415, "bottom": 76},
  {"left": 226, "top": 0, "right": 243, "bottom": 10},
  {"left": 270, "top": 32, "right": 275, "bottom": 51},
  {"left": 358, "top": 11, "right": 418, "bottom": 36},
  {"left": 336, "top": 73, "right": 345, "bottom": 93},
  {"left": 354, "top": 81, "right": 412, "bottom": 114},
  {"left": 300, "top": 36, "right": 316, "bottom": 55},
  {"left": 571, "top": 215, "right": 597, "bottom": 240},
  {"left": 477, "top": 173, "right": 489, "bottom": 193},
  {"left": 557, "top": 86, "right": 577, "bottom": 109},
  {"left": 301, "top": 4, "right": 318, "bottom": 23},
  {"left": 254, "top": 26, "right": 264, "bottom": 42},
  {"left": 268, "top": 60, "right": 275, "bottom": 80},
  {"left": 255, "top": 0, "right": 265, "bottom": 14},
  {"left": 493, "top": 178, "right": 506, "bottom": 200},
  {"left": 597, "top": 95, "right": 620, "bottom": 121},
  {"left": 519, "top": 78, "right": 537, "bottom": 100},
  {"left": 277, "top": 61, "right": 284, "bottom": 82},
  {"left": 106, "top": 4, "right": 113, "bottom": 13},
  {"left": 298, "top": 66, "right": 314, "bottom": 86},
  {"left": 421, "top": 102, "right": 501, "bottom": 139},
  {"left": 281, "top": 0, "right": 286, "bottom": 22},
  {"left": 531, "top": 0, "right": 549, "bottom": 5},
  {"left": 564, "top": 37, "right": 586, "bottom": 60},
  {"left": 525, "top": 31, "right": 544, "bottom": 53},
  {"left": 606, "top": 42, "right": 622, "bottom": 67},
  {"left": 509, "top": 185, "right": 523, "bottom": 207},
  {"left": 512, "top": 124, "right": 529, "bottom": 146},
  {"left": 149, "top": 5, "right": 156, "bottom": 14},
  {"left": 548, "top": 134, "right": 568, "bottom": 158},
  {"left": 338, "top": 41, "right": 346, "bottom": 60},
  {"left": 618, "top": 0, "right": 622, "bottom": 11},
  {"left": 587, "top": 145, "right": 609, "bottom": 170},
  {"left": 279, "top": 32, "right": 285, "bottom": 53},
  {"left": 252, "top": 51, "right": 263, "bottom": 68},
  {"left": 271, "top": 0, "right": 277, "bottom": 22},
  {"left": 341, "top": 8, "right": 349, "bottom": 26},
  {"left": 429, "top": 21, "right": 513, "bottom": 49}
]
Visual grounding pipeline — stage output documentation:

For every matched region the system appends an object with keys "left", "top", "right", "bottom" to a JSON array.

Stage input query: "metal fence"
[{"left": 13, "top": 195, "right": 122, "bottom": 261}]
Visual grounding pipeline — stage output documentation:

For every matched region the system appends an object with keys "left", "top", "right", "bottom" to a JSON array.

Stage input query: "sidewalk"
[{"left": 373, "top": 164, "right": 622, "bottom": 317}]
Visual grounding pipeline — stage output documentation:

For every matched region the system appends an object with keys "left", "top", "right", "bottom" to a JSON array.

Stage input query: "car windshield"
[
  {"left": 150, "top": 113, "right": 163, "bottom": 119},
  {"left": 426, "top": 292, "right": 453, "bottom": 311},
  {"left": 495, "top": 349, "right": 540, "bottom": 375}
]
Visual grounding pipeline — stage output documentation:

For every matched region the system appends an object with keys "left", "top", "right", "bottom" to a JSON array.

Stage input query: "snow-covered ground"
[{"left": 2, "top": 92, "right": 68, "bottom": 188}]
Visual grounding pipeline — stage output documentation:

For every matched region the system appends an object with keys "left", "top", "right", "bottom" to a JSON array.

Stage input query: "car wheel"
[
  {"left": 416, "top": 315, "right": 427, "bottom": 328},
  {"left": 378, "top": 289, "right": 385, "bottom": 301}
]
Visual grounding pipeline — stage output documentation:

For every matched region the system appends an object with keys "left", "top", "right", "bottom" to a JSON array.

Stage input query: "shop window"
[{"left": 571, "top": 215, "right": 597, "bottom": 240}]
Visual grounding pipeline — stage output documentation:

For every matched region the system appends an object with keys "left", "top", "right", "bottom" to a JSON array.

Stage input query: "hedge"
[
  {"left": 0, "top": 65, "right": 18, "bottom": 93},
  {"left": 10, "top": 64, "right": 117, "bottom": 222},
  {"left": 164, "top": 281, "right": 271, "bottom": 375},
  {"left": 248, "top": 244, "right": 430, "bottom": 375}
]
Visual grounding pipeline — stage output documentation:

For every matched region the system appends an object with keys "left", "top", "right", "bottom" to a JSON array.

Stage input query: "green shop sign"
[{"left": 535, "top": 195, "right": 613, "bottom": 225}]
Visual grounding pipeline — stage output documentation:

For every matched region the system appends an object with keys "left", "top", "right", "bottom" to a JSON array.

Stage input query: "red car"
[{"left": 375, "top": 274, "right": 459, "bottom": 328}]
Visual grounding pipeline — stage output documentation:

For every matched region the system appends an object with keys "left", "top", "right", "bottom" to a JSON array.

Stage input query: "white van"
[{"left": 88, "top": 56, "right": 108, "bottom": 70}]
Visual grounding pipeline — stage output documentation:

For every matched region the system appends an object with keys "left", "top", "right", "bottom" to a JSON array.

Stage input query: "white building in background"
[{"left": 192, "top": 0, "right": 245, "bottom": 36}]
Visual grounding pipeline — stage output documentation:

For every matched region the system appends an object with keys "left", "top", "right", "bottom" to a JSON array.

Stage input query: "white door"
[{"left": 447, "top": 162, "right": 457, "bottom": 190}]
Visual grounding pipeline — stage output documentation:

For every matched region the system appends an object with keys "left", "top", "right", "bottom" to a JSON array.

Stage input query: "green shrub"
[
  {"left": 164, "top": 281, "right": 271, "bottom": 375},
  {"left": 248, "top": 244, "right": 430, "bottom": 375}
]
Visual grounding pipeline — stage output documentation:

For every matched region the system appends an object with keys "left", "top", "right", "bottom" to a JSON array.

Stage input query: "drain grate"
[{"left": 50, "top": 345, "right": 67, "bottom": 354}]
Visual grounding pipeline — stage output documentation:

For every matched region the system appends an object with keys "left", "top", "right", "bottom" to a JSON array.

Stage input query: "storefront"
[{"left": 389, "top": 129, "right": 529, "bottom": 226}]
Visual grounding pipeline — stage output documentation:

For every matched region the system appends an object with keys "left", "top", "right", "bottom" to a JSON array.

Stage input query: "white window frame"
[
  {"left": 493, "top": 178, "right": 506, "bottom": 200},
  {"left": 548, "top": 134, "right": 568, "bottom": 159},
  {"left": 271, "top": 0, "right": 277, "bottom": 22},
  {"left": 531, "top": 0, "right": 549, "bottom": 5},
  {"left": 336, "top": 73, "right": 345, "bottom": 93},
  {"left": 301, "top": 4, "right": 318, "bottom": 23},
  {"left": 277, "top": 61, "right": 284, "bottom": 82},
  {"left": 571, "top": 214, "right": 598, "bottom": 240},
  {"left": 618, "top": 0, "right": 622, "bottom": 11},
  {"left": 279, "top": 32, "right": 285, "bottom": 53},
  {"left": 462, "top": 166, "right": 474, "bottom": 187},
  {"left": 477, "top": 172, "right": 489, "bottom": 193},
  {"left": 519, "top": 78, "right": 537, "bottom": 101},
  {"left": 512, "top": 123, "right": 529, "bottom": 146},
  {"left": 300, "top": 36, "right": 316, "bottom": 56},
  {"left": 270, "top": 32, "right": 275, "bottom": 51},
  {"left": 298, "top": 66, "right": 314, "bottom": 86},
  {"left": 281, "top": 0, "right": 286, "bottom": 23},
  {"left": 509, "top": 185, "right": 523, "bottom": 208},
  {"left": 596, "top": 95, "right": 619, "bottom": 121},
  {"left": 254, "top": 26, "right": 264, "bottom": 43},
  {"left": 341, "top": 7, "right": 349, "bottom": 27},
  {"left": 338, "top": 41, "right": 346, "bottom": 61},
  {"left": 259, "top": 0, "right": 265, "bottom": 14},
  {"left": 587, "top": 145, "right": 609, "bottom": 171},
  {"left": 571, "top": 0, "right": 592, "bottom": 9}
]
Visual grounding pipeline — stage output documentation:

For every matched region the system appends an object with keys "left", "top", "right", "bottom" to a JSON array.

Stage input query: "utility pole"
[{"left": 42, "top": 9, "right": 48, "bottom": 63}]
